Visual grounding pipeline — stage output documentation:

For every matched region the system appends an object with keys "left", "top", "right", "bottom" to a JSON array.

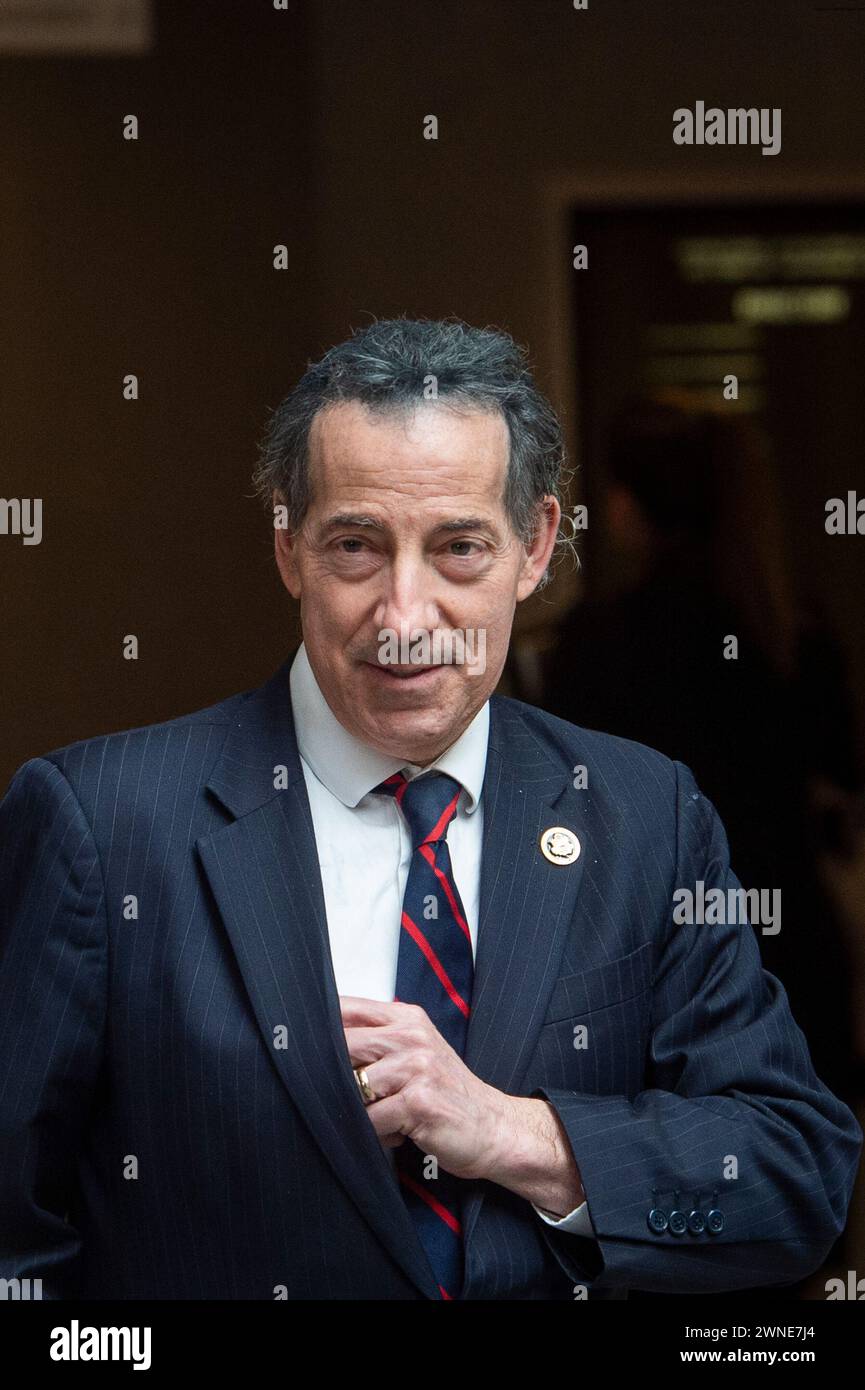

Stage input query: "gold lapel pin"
[{"left": 539, "top": 826, "right": 581, "bottom": 866}]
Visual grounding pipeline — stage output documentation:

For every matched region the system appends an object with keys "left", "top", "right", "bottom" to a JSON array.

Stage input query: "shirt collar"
[{"left": 289, "top": 641, "right": 488, "bottom": 813}]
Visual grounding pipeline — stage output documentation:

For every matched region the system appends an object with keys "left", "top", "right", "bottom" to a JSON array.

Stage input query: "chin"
[{"left": 363, "top": 709, "right": 450, "bottom": 755}]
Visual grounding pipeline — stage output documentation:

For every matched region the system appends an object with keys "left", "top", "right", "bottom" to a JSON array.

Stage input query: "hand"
[{"left": 340, "top": 995, "right": 514, "bottom": 1181}]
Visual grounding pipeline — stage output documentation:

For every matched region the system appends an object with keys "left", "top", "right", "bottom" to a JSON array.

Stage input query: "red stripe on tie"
[
  {"left": 419, "top": 842, "right": 472, "bottom": 946},
  {"left": 438, "top": 1284, "right": 453, "bottom": 1300},
  {"left": 378, "top": 771, "right": 408, "bottom": 807},
  {"left": 398, "top": 1169, "right": 462, "bottom": 1235},
  {"left": 423, "top": 788, "right": 461, "bottom": 846},
  {"left": 401, "top": 912, "right": 470, "bottom": 1019}
]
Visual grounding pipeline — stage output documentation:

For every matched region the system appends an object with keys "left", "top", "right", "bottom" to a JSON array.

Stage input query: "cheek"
[
  {"left": 476, "top": 563, "right": 521, "bottom": 614},
  {"left": 300, "top": 569, "right": 357, "bottom": 630},
  {"left": 299, "top": 606, "right": 344, "bottom": 674},
  {"left": 469, "top": 607, "right": 513, "bottom": 653}
]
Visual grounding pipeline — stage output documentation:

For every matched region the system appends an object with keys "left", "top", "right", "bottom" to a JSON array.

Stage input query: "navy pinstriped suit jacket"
[{"left": 0, "top": 652, "right": 861, "bottom": 1300}]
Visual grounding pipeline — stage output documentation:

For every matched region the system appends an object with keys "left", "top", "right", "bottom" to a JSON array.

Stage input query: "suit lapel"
[
  {"left": 196, "top": 655, "right": 440, "bottom": 1300},
  {"left": 461, "top": 697, "right": 589, "bottom": 1253}
]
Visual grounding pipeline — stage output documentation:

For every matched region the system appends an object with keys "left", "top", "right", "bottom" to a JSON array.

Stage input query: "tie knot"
[{"left": 372, "top": 770, "right": 462, "bottom": 850}]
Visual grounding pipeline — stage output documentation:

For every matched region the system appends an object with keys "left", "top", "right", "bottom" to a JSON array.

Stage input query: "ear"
[
  {"left": 516, "top": 496, "right": 562, "bottom": 601},
  {"left": 272, "top": 491, "right": 302, "bottom": 599}
]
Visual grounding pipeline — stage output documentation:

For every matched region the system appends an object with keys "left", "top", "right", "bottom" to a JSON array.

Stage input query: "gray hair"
[{"left": 252, "top": 316, "right": 574, "bottom": 589}]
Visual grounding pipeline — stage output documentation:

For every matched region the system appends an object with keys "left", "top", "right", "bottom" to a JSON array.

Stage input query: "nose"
[{"left": 372, "top": 551, "right": 441, "bottom": 646}]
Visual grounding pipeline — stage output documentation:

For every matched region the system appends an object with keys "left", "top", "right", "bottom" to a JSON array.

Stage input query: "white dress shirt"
[{"left": 289, "top": 642, "right": 594, "bottom": 1238}]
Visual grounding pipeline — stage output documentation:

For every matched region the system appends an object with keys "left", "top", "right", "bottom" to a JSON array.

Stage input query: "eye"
[
  {"left": 447, "top": 539, "right": 480, "bottom": 557},
  {"left": 335, "top": 537, "right": 367, "bottom": 552}
]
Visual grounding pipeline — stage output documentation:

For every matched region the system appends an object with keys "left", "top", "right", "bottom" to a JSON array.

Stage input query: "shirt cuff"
[{"left": 531, "top": 1199, "right": 595, "bottom": 1237}]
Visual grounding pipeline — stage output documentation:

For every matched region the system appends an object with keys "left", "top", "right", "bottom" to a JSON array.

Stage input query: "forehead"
[{"left": 307, "top": 400, "right": 510, "bottom": 508}]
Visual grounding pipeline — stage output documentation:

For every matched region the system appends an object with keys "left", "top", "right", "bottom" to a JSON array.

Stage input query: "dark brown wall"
[{"left": 0, "top": 1, "right": 311, "bottom": 782}]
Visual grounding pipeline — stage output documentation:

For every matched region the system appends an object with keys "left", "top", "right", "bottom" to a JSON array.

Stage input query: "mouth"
[{"left": 362, "top": 661, "right": 445, "bottom": 684}]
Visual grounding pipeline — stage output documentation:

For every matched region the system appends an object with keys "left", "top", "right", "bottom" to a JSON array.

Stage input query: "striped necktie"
[{"left": 373, "top": 769, "right": 474, "bottom": 1301}]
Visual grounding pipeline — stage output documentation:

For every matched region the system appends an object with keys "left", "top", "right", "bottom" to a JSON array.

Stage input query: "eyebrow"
[
  {"left": 318, "top": 513, "right": 500, "bottom": 538},
  {"left": 319, "top": 513, "right": 381, "bottom": 531},
  {"left": 436, "top": 517, "right": 498, "bottom": 535}
]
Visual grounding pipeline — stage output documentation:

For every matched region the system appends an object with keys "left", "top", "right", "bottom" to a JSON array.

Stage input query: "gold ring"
[{"left": 353, "top": 1066, "right": 375, "bottom": 1105}]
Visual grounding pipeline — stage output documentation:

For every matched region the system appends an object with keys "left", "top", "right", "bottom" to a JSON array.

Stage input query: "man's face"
[{"left": 274, "top": 399, "right": 559, "bottom": 763}]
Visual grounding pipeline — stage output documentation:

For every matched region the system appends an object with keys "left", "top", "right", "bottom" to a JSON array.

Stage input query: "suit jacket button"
[
  {"left": 668, "top": 1209, "right": 687, "bottom": 1235},
  {"left": 647, "top": 1207, "right": 668, "bottom": 1234},
  {"left": 687, "top": 1209, "right": 706, "bottom": 1234},
  {"left": 707, "top": 1208, "right": 725, "bottom": 1234}
]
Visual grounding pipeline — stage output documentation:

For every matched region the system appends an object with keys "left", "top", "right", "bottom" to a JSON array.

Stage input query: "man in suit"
[{"left": 0, "top": 317, "right": 861, "bottom": 1300}]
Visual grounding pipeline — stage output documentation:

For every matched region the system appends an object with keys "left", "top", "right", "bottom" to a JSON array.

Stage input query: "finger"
[
  {"left": 380, "top": 1133, "right": 406, "bottom": 1149},
  {"left": 343, "top": 1024, "right": 404, "bottom": 1066},
  {"left": 363, "top": 1092, "right": 410, "bottom": 1138},
  {"left": 338, "top": 995, "right": 402, "bottom": 1027},
  {"left": 352, "top": 1050, "right": 416, "bottom": 1106}
]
